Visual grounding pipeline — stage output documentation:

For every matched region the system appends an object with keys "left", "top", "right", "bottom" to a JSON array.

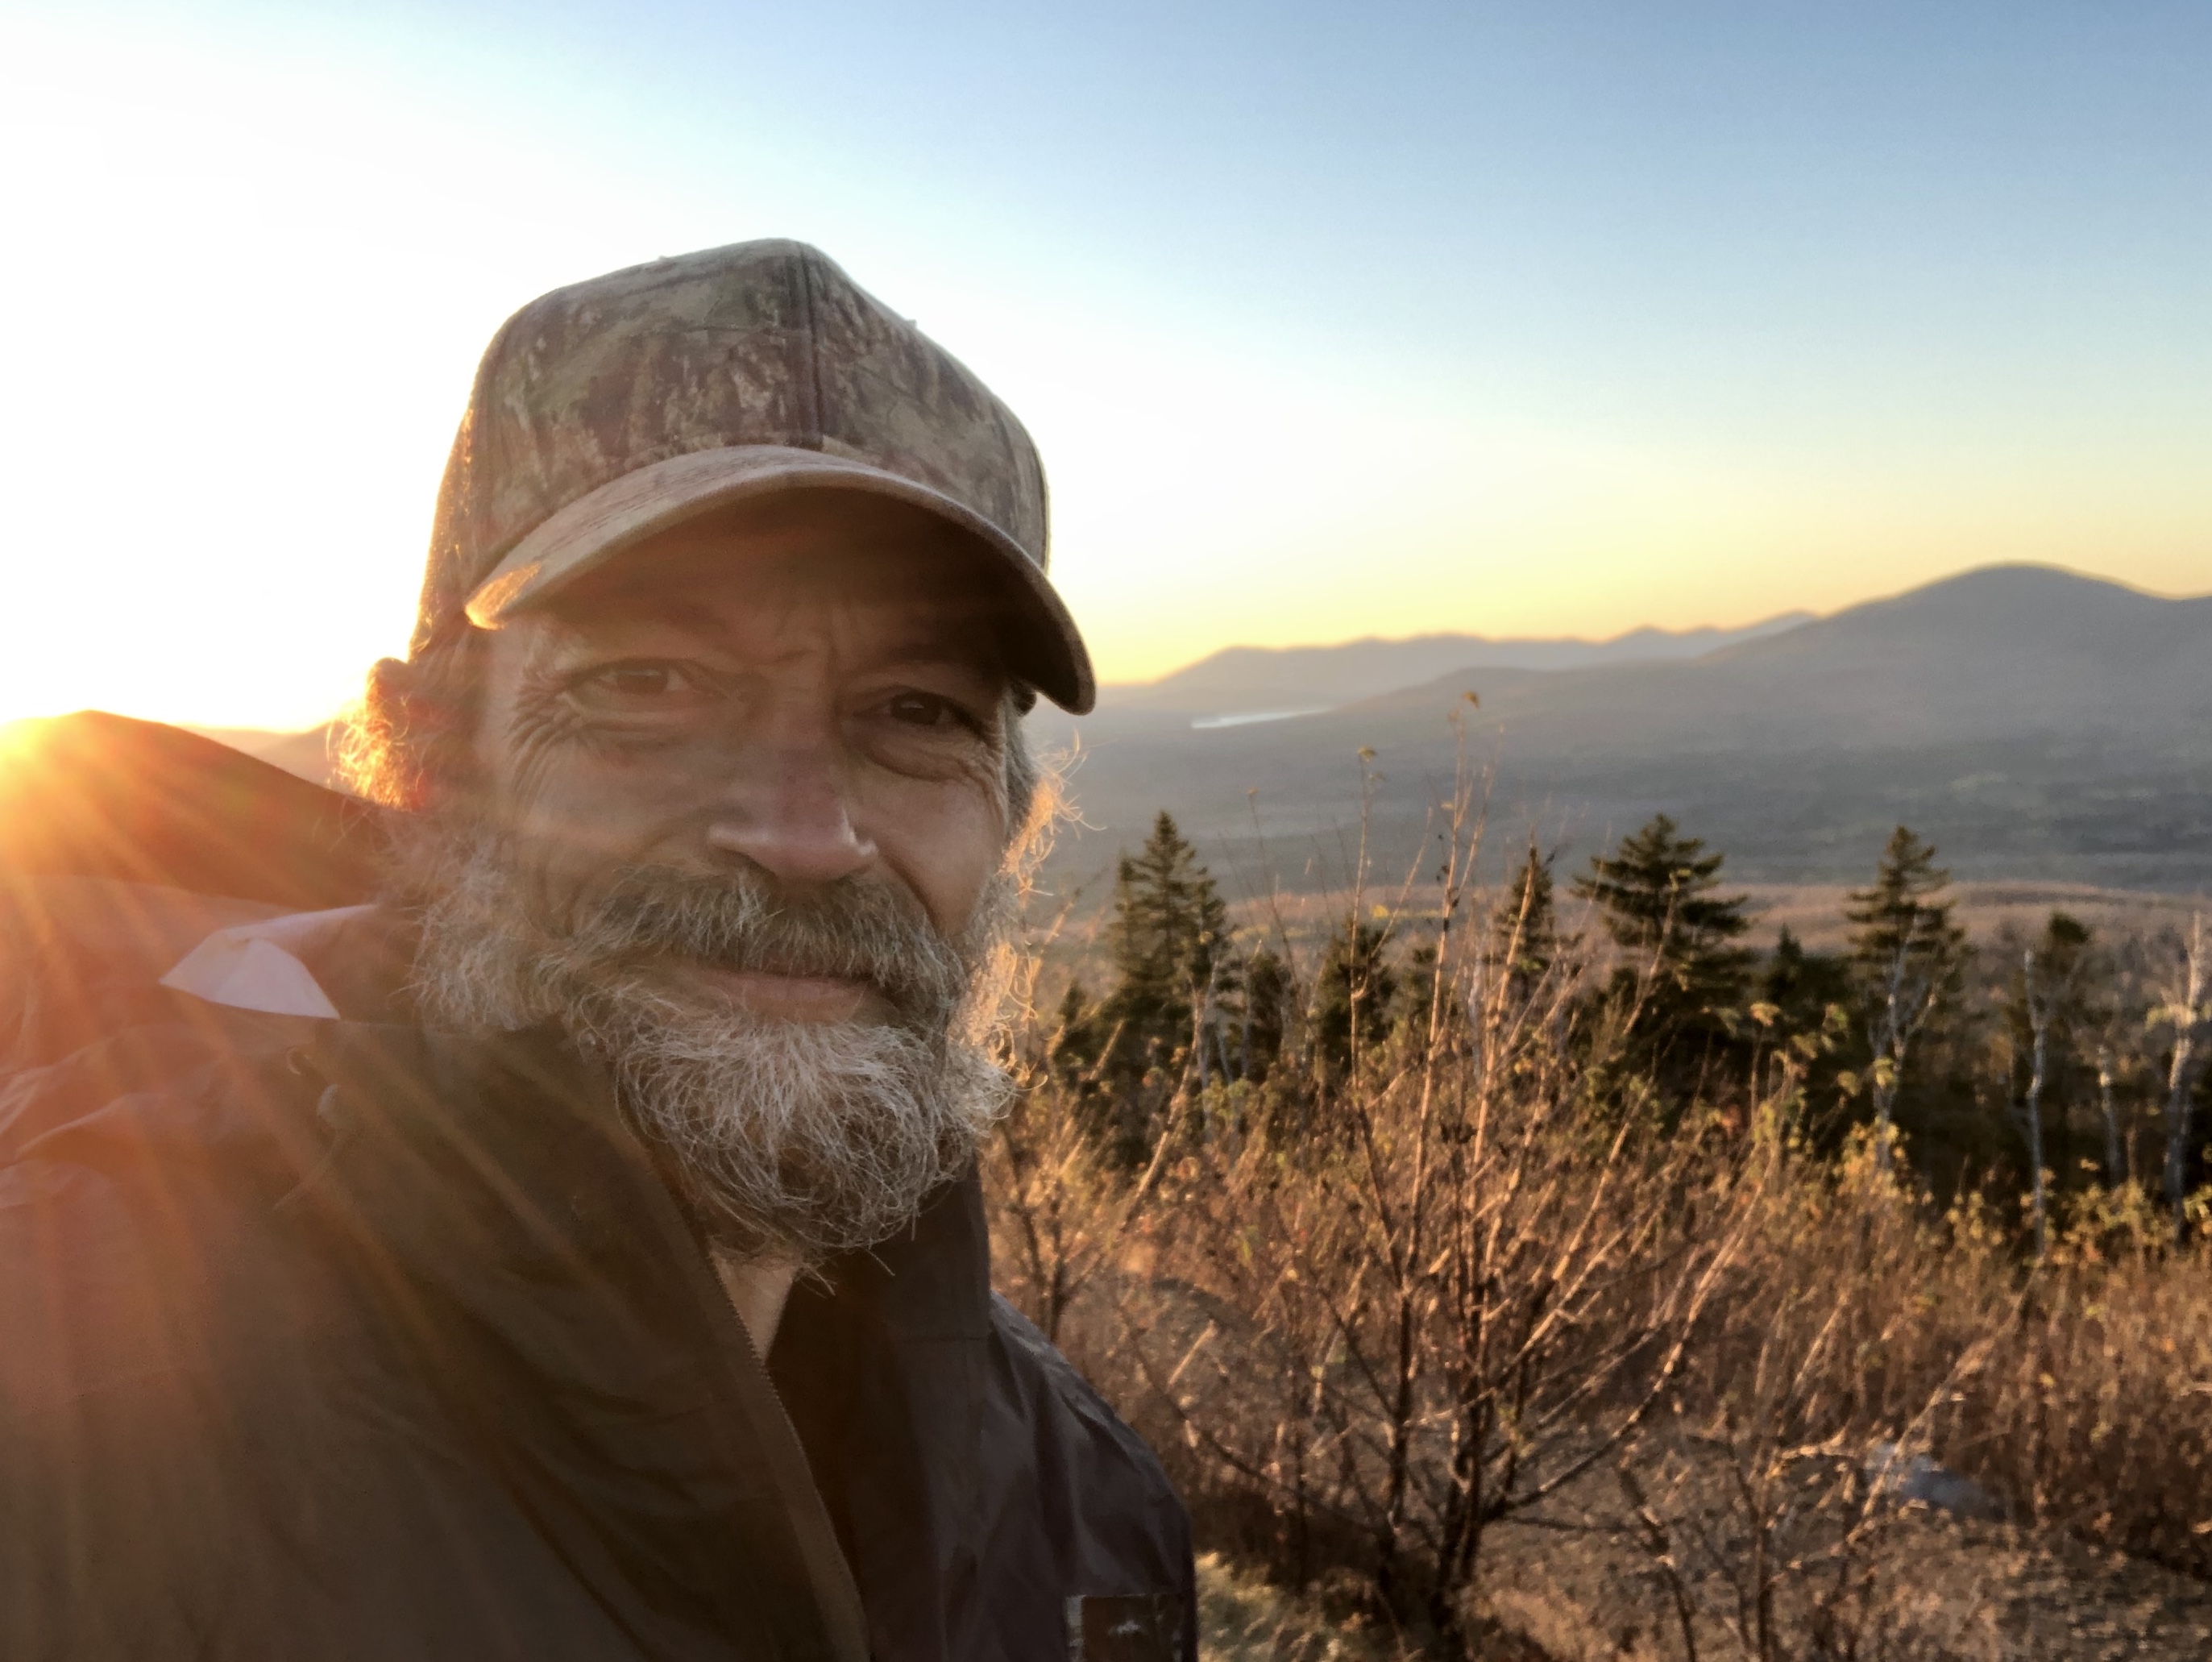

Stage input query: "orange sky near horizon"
[{"left": 2, "top": 5, "right": 2206, "bottom": 735}]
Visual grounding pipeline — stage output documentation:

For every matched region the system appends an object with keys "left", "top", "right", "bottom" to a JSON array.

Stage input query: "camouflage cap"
[{"left": 415, "top": 239, "right": 1094, "bottom": 712}]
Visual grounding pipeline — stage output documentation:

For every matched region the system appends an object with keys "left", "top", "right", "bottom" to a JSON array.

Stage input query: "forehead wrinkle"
[{"left": 585, "top": 580, "right": 1000, "bottom": 679}]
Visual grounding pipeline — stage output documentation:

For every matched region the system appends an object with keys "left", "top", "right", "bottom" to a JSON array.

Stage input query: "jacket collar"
[{"left": 295, "top": 1018, "right": 993, "bottom": 1658}]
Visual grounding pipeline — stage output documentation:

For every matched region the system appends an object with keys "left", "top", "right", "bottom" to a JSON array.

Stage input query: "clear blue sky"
[{"left": 2, "top": 0, "right": 2206, "bottom": 726}]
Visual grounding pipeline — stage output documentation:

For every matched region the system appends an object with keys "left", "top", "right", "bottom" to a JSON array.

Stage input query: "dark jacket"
[{"left": 0, "top": 718, "right": 1193, "bottom": 1661}]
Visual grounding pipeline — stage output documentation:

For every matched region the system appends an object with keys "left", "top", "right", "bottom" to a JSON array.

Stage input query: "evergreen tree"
[
  {"left": 1761, "top": 927, "right": 1829, "bottom": 1024},
  {"left": 1576, "top": 816, "right": 1750, "bottom": 978},
  {"left": 1395, "top": 940, "right": 1442, "bottom": 1049},
  {"left": 1845, "top": 826, "right": 1969, "bottom": 1166},
  {"left": 1998, "top": 913, "right": 2094, "bottom": 1091},
  {"left": 1489, "top": 838, "right": 1561, "bottom": 1005},
  {"left": 1099, "top": 812, "right": 1231, "bottom": 1055},
  {"left": 1089, "top": 812, "right": 1234, "bottom": 1164},
  {"left": 1574, "top": 815, "right": 1753, "bottom": 1095},
  {"left": 1757, "top": 925, "right": 1856, "bottom": 1133},
  {"left": 1759, "top": 927, "right": 1857, "bottom": 1035},
  {"left": 1048, "top": 979, "right": 1106, "bottom": 1091},
  {"left": 1237, "top": 944, "right": 1292, "bottom": 1085},
  {"left": 1312, "top": 916, "right": 1398, "bottom": 1084}
]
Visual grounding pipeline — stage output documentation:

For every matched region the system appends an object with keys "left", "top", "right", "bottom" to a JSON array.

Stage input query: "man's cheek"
[
  {"left": 510, "top": 782, "right": 643, "bottom": 872},
  {"left": 492, "top": 824, "right": 596, "bottom": 933}
]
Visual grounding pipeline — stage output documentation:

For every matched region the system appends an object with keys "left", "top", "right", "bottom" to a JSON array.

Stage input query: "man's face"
[
  {"left": 405, "top": 490, "right": 1024, "bottom": 1264},
  {"left": 473, "top": 491, "right": 1016, "bottom": 1020}
]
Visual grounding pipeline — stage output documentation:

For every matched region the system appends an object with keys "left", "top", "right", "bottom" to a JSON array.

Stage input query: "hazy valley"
[{"left": 1029, "top": 563, "right": 2212, "bottom": 900}]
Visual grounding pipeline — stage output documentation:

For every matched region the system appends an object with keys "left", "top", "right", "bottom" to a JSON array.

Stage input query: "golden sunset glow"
[{"left": 1, "top": 6, "right": 2205, "bottom": 733}]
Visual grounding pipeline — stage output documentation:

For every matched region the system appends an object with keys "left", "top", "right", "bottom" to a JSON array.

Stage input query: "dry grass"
[
  {"left": 1197, "top": 1552, "right": 1403, "bottom": 1662},
  {"left": 999, "top": 1100, "right": 2212, "bottom": 1657},
  {"left": 986, "top": 774, "right": 2212, "bottom": 1660}
]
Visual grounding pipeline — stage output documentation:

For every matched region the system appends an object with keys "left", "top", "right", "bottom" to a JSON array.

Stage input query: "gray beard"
[{"left": 396, "top": 816, "right": 1016, "bottom": 1266}]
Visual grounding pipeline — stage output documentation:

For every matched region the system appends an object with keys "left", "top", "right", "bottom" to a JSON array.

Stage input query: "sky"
[{"left": 1, "top": 0, "right": 2207, "bottom": 731}]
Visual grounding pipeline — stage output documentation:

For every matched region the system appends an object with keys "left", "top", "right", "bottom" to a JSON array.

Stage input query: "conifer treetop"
[
  {"left": 1573, "top": 812, "right": 1751, "bottom": 958},
  {"left": 1845, "top": 825, "right": 1967, "bottom": 976}
]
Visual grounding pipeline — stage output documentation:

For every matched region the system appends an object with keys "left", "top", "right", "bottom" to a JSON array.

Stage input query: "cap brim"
[{"left": 463, "top": 445, "right": 1095, "bottom": 713}]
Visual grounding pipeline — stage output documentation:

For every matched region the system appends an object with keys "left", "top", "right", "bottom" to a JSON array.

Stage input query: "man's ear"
[
  {"left": 357, "top": 654, "right": 467, "bottom": 814},
  {"left": 364, "top": 656, "right": 427, "bottom": 724}
]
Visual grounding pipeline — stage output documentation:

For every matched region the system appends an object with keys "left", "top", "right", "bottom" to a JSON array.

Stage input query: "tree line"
[{"left": 1052, "top": 808, "right": 2212, "bottom": 1246}]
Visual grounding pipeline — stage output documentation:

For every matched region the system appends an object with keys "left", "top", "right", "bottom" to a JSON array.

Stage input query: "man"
[{"left": 0, "top": 241, "right": 1194, "bottom": 1660}]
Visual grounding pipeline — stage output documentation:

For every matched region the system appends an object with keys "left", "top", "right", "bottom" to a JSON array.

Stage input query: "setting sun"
[{"left": 2, "top": 5, "right": 2206, "bottom": 733}]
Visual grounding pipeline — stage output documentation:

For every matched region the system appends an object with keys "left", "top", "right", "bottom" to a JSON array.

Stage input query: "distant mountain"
[
  {"left": 193, "top": 725, "right": 336, "bottom": 783},
  {"left": 1353, "top": 565, "right": 2212, "bottom": 747},
  {"left": 1103, "top": 613, "right": 1815, "bottom": 717},
  {"left": 189, "top": 564, "right": 2212, "bottom": 894},
  {"left": 1033, "top": 566, "right": 2212, "bottom": 894}
]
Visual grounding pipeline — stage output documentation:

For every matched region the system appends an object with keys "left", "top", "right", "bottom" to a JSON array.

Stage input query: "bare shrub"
[
  {"left": 1939, "top": 1189, "right": 2212, "bottom": 1575},
  {"left": 981, "top": 764, "right": 2212, "bottom": 1657}
]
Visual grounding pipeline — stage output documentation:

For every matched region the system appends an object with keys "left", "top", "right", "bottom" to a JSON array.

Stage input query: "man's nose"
[{"left": 703, "top": 738, "right": 878, "bottom": 889}]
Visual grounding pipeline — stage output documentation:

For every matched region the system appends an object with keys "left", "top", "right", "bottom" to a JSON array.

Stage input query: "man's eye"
[
  {"left": 571, "top": 662, "right": 705, "bottom": 704},
  {"left": 885, "top": 692, "right": 970, "bottom": 730}
]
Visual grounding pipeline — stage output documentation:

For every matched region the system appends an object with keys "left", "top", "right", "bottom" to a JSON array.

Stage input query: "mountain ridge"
[
  {"left": 1102, "top": 612, "right": 1816, "bottom": 714},
  {"left": 1033, "top": 563, "right": 2212, "bottom": 892}
]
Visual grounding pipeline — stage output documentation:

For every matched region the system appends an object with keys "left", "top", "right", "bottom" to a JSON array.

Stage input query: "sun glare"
[{"left": 1, "top": 10, "right": 2206, "bottom": 734}]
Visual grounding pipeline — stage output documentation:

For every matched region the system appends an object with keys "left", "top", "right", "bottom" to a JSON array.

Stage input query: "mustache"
[
  {"left": 546, "top": 865, "right": 973, "bottom": 1028},
  {"left": 397, "top": 818, "right": 1018, "bottom": 1263}
]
